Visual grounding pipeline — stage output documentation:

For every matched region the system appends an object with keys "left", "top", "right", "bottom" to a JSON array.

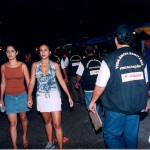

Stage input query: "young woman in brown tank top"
[{"left": 0, "top": 45, "right": 30, "bottom": 149}]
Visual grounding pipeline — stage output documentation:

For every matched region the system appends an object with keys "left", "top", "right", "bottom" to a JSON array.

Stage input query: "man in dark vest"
[
  {"left": 68, "top": 49, "right": 84, "bottom": 104},
  {"left": 89, "top": 24, "right": 150, "bottom": 148},
  {"left": 50, "top": 47, "right": 68, "bottom": 84},
  {"left": 76, "top": 45, "right": 102, "bottom": 111}
]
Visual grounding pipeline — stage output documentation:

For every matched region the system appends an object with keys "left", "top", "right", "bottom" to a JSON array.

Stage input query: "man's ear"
[
  {"left": 85, "top": 50, "right": 87, "bottom": 54},
  {"left": 115, "top": 37, "right": 118, "bottom": 45}
]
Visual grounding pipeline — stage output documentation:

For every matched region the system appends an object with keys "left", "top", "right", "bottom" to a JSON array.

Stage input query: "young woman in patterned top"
[{"left": 27, "top": 44, "right": 73, "bottom": 149}]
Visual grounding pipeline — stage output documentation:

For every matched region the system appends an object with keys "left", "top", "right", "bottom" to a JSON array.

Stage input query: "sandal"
[
  {"left": 54, "top": 136, "right": 70, "bottom": 144},
  {"left": 63, "top": 137, "right": 70, "bottom": 144}
]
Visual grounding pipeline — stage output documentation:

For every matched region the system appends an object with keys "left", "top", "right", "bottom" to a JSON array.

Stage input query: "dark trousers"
[{"left": 103, "top": 110, "right": 139, "bottom": 148}]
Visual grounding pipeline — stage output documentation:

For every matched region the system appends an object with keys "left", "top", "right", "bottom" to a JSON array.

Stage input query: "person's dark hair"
[
  {"left": 38, "top": 43, "right": 51, "bottom": 50},
  {"left": 85, "top": 45, "right": 95, "bottom": 54},
  {"left": 116, "top": 32, "right": 133, "bottom": 45},
  {"left": 114, "top": 24, "right": 134, "bottom": 45},
  {"left": 5, "top": 44, "right": 18, "bottom": 52}
]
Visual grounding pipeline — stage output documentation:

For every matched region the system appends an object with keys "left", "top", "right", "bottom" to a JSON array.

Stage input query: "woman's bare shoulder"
[
  {"left": 1, "top": 64, "right": 5, "bottom": 70},
  {"left": 21, "top": 62, "right": 27, "bottom": 67},
  {"left": 32, "top": 62, "right": 38, "bottom": 67},
  {"left": 53, "top": 62, "right": 59, "bottom": 68}
]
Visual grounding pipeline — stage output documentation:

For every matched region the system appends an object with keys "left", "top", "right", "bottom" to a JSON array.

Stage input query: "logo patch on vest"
[
  {"left": 72, "top": 62, "right": 80, "bottom": 66},
  {"left": 121, "top": 72, "right": 144, "bottom": 82},
  {"left": 90, "top": 70, "right": 99, "bottom": 75}
]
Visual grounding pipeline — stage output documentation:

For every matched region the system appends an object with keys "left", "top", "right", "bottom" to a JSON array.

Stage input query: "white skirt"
[{"left": 36, "top": 90, "right": 62, "bottom": 112}]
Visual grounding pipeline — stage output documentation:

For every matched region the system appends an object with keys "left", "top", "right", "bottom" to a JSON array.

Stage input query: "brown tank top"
[{"left": 4, "top": 63, "right": 26, "bottom": 95}]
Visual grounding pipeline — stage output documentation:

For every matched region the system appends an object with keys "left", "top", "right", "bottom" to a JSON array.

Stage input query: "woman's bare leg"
[
  {"left": 51, "top": 111, "right": 63, "bottom": 149},
  {"left": 7, "top": 114, "right": 18, "bottom": 149},
  {"left": 41, "top": 112, "right": 53, "bottom": 144},
  {"left": 19, "top": 112, "right": 28, "bottom": 148}
]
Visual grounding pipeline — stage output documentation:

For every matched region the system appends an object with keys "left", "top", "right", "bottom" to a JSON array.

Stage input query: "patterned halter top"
[{"left": 36, "top": 60, "right": 59, "bottom": 93}]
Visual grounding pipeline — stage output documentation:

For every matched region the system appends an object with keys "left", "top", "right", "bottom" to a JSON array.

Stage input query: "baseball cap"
[{"left": 115, "top": 24, "right": 131, "bottom": 35}]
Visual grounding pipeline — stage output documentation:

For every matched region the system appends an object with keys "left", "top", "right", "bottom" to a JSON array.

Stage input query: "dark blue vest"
[
  {"left": 68, "top": 55, "right": 82, "bottom": 77},
  {"left": 102, "top": 47, "right": 148, "bottom": 114},
  {"left": 81, "top": 55, "right": 101, "bottom": 91}
]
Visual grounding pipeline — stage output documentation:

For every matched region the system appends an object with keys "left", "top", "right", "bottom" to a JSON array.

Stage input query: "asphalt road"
[{"left": 0, "top": 92, "right": 150, "bottom": 149}]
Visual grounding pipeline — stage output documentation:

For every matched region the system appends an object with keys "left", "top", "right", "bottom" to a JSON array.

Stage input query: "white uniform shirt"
[
  {"left": 60, "top": 57, "right": 69, "bottom": 69},
  {"left": 76, "top": 61, "right": 94, "bottom": 92},
  {"left": 76, "top": 62, "right": 84, "bottom": 76}
]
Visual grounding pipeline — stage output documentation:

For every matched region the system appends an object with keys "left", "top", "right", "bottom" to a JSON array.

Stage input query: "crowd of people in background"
[{"left": 0, "top": 24, "right": 150, "bottom": 149}]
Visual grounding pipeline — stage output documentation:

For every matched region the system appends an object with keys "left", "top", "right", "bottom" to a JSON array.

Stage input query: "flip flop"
[
  {"left": 63, "top": 137, "right": 70, "bottom": 144},
  {"left": 54, "top": 137, "right": 58, "bottom": 143},
  {"left": 54, "top": 136, "right": 70, "bottom": 144}
]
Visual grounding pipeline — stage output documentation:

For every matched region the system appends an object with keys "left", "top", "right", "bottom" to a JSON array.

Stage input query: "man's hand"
[
  {"left": 145, "top": 99, "right": 150, "bottom": 112},
  {"left": 64, "top": 77, "right": 68, "bottom": 84},
  {"left": 75, "top": 82, "right": 80, "bottom": 89},
  {"left": 89, "top": 101, "right": 96, "bottom": 113}
]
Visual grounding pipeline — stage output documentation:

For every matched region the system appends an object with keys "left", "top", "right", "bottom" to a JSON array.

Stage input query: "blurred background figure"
[
  {"left": 51, "top": 47, "right": 68, "bottom": 84},
  {"left": 144, "top": 39, "right": 150, "bottom": 89},
  {"left": 68, "top": 48, "right": 84, "bottom": 104},
  {"left": 76, "top": 45, "right": 102, "bottom": 111},
  {"left": 61, "top": 49, "right": 69, "bottom": 70},
  {"left": 24, "top": 52, "right": 32, "bottom": 74}
]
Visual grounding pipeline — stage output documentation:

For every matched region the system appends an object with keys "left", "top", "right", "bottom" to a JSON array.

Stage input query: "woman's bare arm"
[
  {"left": 27, "top": 62, "right": 37, "bottom": 108},
  {"left": 54, "top": 62, "right": 73, "bottom": 107},
  {"left": 0, "top": 65, "right": 6, "bottom": 104}
]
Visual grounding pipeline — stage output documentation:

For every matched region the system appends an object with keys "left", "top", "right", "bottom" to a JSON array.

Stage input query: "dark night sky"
[{"left": 0, "top": 0, "right": 150, "bottom": 48}]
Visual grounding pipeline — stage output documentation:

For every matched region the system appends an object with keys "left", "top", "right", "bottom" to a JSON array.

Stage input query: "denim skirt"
[{"left": 4, "top": 92, "right": 30, "bottom": 114}]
